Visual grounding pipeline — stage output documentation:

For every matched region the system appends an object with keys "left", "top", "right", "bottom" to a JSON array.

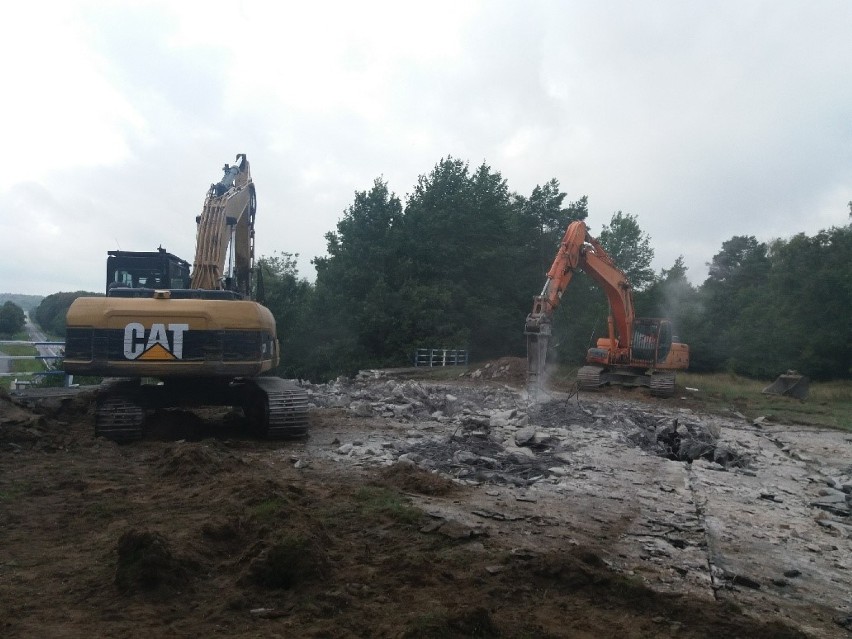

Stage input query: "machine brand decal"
[{"left": 123, "top": 322, "right": 189, "bottom": 360}]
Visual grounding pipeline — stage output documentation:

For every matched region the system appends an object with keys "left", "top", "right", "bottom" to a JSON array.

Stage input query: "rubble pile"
[
  {"left": 305, "top": 375, "right": 522, "bottom": 423},
  {"left": 303, "top": 372, "right": 852, "bottom": 528},
  {"left": 459, "top": 357, "right": 528, "bottom": 384},
  {"left": 304, "top": 375, "right": 758, "bottom": 483}
]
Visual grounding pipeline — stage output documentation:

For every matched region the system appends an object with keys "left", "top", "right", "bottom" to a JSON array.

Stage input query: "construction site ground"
[{"left": 1, "top": 359, "right": 851, "bottom": 638}]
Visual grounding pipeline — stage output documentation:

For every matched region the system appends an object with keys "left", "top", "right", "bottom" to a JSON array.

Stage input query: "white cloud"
[
  {"left": 0, "top": 0, "right": 850, "bottom": 294},
  {"left": 0, "top": 3, "right": 146, "bottom": 187}
]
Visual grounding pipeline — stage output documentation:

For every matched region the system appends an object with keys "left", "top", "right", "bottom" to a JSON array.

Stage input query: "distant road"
[
  {"left": 0, "top": 315, "right": 63, "bottom": 383},
  {"left": 25, "top": 313, "right": 63, "bottom": 364}
]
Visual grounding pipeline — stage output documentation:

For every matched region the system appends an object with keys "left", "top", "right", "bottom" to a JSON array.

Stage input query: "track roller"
[
  {"left": 246, "top": 377, "right": 309, "bottom": 439},
  {"left": 578, "top": 365, "right": 605, "bottom": 391}
]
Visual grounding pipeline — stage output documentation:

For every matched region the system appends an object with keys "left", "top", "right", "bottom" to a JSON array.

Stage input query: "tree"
[
  {"left": 0, "top": 301, "right": 26, "bottom": 335},
  {"left": 637, "top": 256, "right": 703, "bottom": 366},
  {"left": 34, "top": 292, "right": 101, "bottom": 337},
  {"left": 401, "top": 158, "right": 523, "bottom": 359},
  {"left": 695, "top": 236, "right": 770, "bottom": 373},
  {"left": 513, "top": 183, "right": 589, "bottom": 294},
  {"left": 255, "top": 252, "right": 327, "bottom": 380},
  {"left": 597, "top": 211, "right": 655, "bottom": 291},
  {"left": 761, "top": 224, "right": 852, "bottom": 378},
  {"left": 311, "top": 178, "right": 405, "bottom": 375}
]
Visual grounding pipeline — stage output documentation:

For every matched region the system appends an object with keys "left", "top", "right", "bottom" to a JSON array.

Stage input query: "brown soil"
[{"left": 0, "top": 387, "right": 817, "bottom": 638}]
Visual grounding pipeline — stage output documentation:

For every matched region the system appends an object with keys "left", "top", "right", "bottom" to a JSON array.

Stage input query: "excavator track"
[
  {"left": 649, "top": 372, "right": 676, "bottom": 398},
  {"left": 248, "top": 377, "right": 309, "bottom": 439},
  {"left": 578, "top": 365, "right": 605, "bottom": 391},
  {"left": 95, "top": 381, "right": 145, "bottom": 442}
]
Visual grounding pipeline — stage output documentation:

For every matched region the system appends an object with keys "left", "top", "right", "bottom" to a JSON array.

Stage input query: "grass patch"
[
  {"left": 354, "top": 486, "right": 423, "bottom": 525},
  {"left": 678, "top": 372, "right": 852, "bottom": 430},
  {"left": 376, "top": 464, "right": 457, "bottom": 496},
  {"left": 404, "top": 606, "right": 497, "bottom": 638},
  {"left": 0, "top": 481, "right": 31, "bottom": 503},
  {"left": 85, "top": 500, "right": 132, "bottom": 520},
  {"left": 248, "top": 496, "right": 290, "bottom": 523},
  {"left": 0, "top": 344, "right": 45, "bottom": 374},
  {"left": 114, "top": 529, "right": 192, "bottom": 594}
]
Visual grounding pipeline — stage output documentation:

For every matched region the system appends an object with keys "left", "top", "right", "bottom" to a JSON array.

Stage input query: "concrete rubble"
[{"left": 301, "top": 371, "right": 852, "bottom": 637}]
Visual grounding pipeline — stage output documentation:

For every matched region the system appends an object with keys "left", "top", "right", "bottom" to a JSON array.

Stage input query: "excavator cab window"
[
  {"left": 657, "top": 321, "right": 672, "bottom": 363},
  {"left": 113, "top": 270, "right": 134, "bottom": 288},
  {"left": 106, "top": 249, "right": 190, "bottom": 294},
  {"left": 631, "top": 319, "right": 660, "bottom": 365}
]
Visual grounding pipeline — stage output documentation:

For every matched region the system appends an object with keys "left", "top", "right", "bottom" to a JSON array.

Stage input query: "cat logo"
[{"left": 123, "top": 322, "right": 189, "bottom": 360}]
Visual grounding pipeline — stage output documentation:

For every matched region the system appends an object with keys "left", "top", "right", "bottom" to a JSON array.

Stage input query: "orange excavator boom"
[{"left": 525, "top": 220, "right": 688, "bottom": 396}]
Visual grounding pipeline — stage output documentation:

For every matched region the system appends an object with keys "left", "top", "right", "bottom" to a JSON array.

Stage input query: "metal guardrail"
[
  {"left": 0, "top": 341, "right": 65, "bottom": 360},
  {"left": 0, "top": 339, "right": 73, "bottom": 387},
  {"left": 414, "top": 348, "right": 469, "bottom": 368}
]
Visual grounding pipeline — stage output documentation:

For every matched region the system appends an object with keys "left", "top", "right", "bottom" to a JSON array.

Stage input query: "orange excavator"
[{"left": 525, "top": 220, "right": 689, "bottom": 397}]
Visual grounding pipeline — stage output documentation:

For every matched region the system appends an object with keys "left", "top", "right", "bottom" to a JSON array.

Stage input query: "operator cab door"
[{"left": 630, "top": 319, "right": 673, "bottom": 367}]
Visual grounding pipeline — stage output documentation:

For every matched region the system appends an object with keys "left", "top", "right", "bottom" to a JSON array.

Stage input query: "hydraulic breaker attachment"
[{"left": 525, "top": 315, "right": 550, "bottom": 395}]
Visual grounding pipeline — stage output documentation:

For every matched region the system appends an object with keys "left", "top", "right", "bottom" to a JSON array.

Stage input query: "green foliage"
[
  {"left": 597, "top": 211, "right": 655, "bottom": 291},
  {"left": 683, "top": 222, "right": 852, "bottom": 379},
  {"left": 256, "top": 252, "right": 318, "bottom": 379},
  {"left": 354, "top": 486, "right": 422, "bottom": 525},
  {"left": 0, "top": 301, "right": 26, "bottom": 335},
  {"left": 302, "top": 160, "right": 550, "bottom": 378},
  {"left": 1, "top": 343, "right": 44, "bottom": 373},
  {"left": 764, "top": 226, "right": 852, "bottom": 379},
  {"left": 253, "top": 157, "right": 849, "bottom": 383},
  {"left": 0, "top": 294, "right": 43, "bottom": 313},
  {"left": 677, "top": 372, "right": 852, "bottom": 431},
  {"left": 401, "top": 158, "right": 525, "bottom": 359},
  {"left": 34, "top": 291, "right": 101, "bottom": 337}
]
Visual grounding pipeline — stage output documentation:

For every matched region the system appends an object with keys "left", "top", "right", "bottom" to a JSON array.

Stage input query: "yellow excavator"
[
  {"left": 64, "top": 154, "right": 309, "bottom": 441},
  {"left": 525, "top": 220, "right": 689, "bottom": 397}
]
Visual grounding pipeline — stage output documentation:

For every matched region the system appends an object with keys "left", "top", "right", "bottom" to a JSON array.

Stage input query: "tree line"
[
  {"left": 261, "top": 157, "right": 851, "bottom": 382},
  {"left": 29, "top": 156, "right": 851, "bottom": 382}
]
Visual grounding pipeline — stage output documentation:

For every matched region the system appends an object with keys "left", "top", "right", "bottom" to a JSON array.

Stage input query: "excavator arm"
[
  {"left": 525, "top": 220, "right": 637, "bottom": 389},
  {"left": 191, "top": 154, "right": 257, "bottom": 297},
  {"left": 525, "top": 219, "right": 688, "bottom": 396}
]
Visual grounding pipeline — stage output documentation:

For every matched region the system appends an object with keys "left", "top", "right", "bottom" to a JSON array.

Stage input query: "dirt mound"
[
  {"left": 0, "top": 393, "right": 87, "bottom": 451},
  {"left": 114, "top": 529, "right": 195, "bottom": 595},
  {"left": 402, "top": 606, "right": 498, "bottom": 638},
  {"left": 376, "top": 463, "right": 458, "bottom": 496},
  {"left": 464, "top": 357, "right": 528, "bottom": 386},
  {"left": 145, "top": 409, "right": 206, "bottom": 440},
  {"left": 155, "top": 441, "right": 244, "bottom": 477},
  {"left": 245, "top": 534, "right": 330, "bottom": 589},
  {"left": 0, "top": 396, "right": 47, "bottom": 447}
]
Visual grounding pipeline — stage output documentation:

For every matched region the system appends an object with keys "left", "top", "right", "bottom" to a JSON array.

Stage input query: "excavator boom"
[
  {"left": 525, "top": 220, "right": 688, "bottom": 397},
  {"left": 191, "top": 154, "right": 256, "bottom": 296}
]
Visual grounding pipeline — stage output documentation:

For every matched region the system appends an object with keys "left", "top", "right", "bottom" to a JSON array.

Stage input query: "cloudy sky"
[{"left": 2, "top": 0, "right": 850, "bottom": 296}]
